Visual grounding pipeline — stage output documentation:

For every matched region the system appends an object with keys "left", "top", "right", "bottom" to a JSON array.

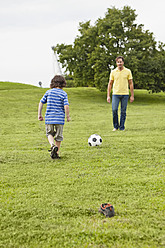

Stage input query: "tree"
[{"left": 52, "top": 6, "right": 165, "bottom": 92}]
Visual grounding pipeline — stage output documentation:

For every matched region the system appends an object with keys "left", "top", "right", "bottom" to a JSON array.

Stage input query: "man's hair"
[
  {"left": 116, "top": 56, "right": 124, "bottom": 62},
  {"left": 50, "top": 75, "right": 66, "bottom": 89}
]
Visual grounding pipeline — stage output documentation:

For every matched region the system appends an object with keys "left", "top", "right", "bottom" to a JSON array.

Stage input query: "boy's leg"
[
  {"left": 46, "top": 125, "right": 56, "bottom": 146},
  {"left": 55, "top": 141, "right": 61, "bottom": 154},
  {"left": 47, "top": 134, "right": 60, "bottom": 155},
  {"left": 54, "top": 125, "right": 63, "bottom": 154},
  {"left": 46, "top": 124, "right": 58, "bottom": 158},
  {"left": 48, "top": 134, "right": 55, "bottom": 146}
]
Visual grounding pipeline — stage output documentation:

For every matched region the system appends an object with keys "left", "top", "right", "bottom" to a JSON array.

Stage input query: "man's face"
[{"left": 116, "top": 59, "right": 124, "bottom": 69}]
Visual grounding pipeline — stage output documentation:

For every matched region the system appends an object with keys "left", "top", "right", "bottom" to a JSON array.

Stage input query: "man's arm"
[
  {"left": 64, "top": 105, "right": 71, "bottom": 122},
  {"left": 107, "top": 80, "right": 114, "bottom": 103},
  {"left": 128, "top": 79, "right": 134, "bottom": 103},
  {"left": 38, "top": 102, "right": 44, "bottom": 121}
]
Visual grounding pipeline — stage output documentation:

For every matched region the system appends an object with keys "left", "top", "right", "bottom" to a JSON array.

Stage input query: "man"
[{"left": 107, "top": 56, "right": 134, "bottom": 131}]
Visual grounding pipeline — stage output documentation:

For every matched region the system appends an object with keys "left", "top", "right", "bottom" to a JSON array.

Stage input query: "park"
[
  {"left": 0, "top": 82, "right": 164, "bottom": 247},
  {"left": 0, "top": 3, "right": 165, "bottom": 248}
]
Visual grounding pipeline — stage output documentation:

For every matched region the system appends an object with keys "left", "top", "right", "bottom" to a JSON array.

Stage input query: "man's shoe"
[
  {"left": 112, "top": 128, "right": 118, "bottom": 131},
  {"left": 50, "top": 145, "right": 58, "bottom": 159}
]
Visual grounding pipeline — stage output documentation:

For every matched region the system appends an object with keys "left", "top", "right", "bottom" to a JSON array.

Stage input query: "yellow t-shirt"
[{"left": 110, "top": 67, "right": 133, "bottom": 95}]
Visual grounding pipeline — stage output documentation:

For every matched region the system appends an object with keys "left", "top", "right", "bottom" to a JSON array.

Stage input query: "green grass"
[{"left": 0, "top": 81, "right": 165, "bottom": 248}]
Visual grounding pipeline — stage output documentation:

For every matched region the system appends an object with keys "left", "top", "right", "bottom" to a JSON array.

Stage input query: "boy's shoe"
[
  {"left": 51, "top": 153, "right": 61, "bottom": 159},
  {"left": 49, "top": 145, "right": 58, "bottom": 159},
  {"left": 54, "top": 153, "right": 61, "bottom": 159}
]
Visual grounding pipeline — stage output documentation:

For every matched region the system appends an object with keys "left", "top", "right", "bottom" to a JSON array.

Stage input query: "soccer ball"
[{"left": 88, "top": 134, "right": 102, "bottom": 146}]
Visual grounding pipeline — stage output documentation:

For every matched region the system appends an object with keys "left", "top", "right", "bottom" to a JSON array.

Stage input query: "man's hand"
[
  {"left": 38, "top": 115, "right": 44, "bottom": 121},
  {"left": 128, "top": 79, "right": 134, "bottom": 103},
  {"left": 107, "top": 96, "right": 111, "bottom": 103},
  {"left": 130, "top": 96, "right": 134, "bottom": 103},
  {"left": 107, "top": 80, "right": 113, "bottom": 103}
]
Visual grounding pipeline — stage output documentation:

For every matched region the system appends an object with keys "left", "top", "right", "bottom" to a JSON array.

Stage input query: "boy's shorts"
[{"left": 45, "top": 124, "right": 63, "bottom": 141}]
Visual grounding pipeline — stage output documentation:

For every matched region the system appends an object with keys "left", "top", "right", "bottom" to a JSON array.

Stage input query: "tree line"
[{"left": 52, "top": 6, "right": 165, "bottom": 93}]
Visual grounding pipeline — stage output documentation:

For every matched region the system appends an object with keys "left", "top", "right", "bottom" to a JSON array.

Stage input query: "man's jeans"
[{"left": 112, "top": 95, "right": 129, "bottom": 130}]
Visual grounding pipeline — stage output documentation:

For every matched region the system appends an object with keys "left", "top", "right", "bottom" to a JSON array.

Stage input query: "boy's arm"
[
  {"left": 64, "top": 105, "right": 71, "bottom": 122},
  {"left": 128, "top": 79, "right": 134, "bottom": 103},
  {"left": 107, "top": 80, "right": 114, "bottom": 103},
  {"left": 38, "top": 102, "right": 44, "bottom": 121}
]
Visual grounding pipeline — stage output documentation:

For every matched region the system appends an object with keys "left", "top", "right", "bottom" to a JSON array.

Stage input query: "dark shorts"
[{"left": 45, "top": 124, "right": 63, "bottom": 141}]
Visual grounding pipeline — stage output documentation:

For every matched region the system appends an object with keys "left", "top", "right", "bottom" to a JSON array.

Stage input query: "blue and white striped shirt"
[{"left": 40, "top": 88, "right": 69, "bottom": 125}]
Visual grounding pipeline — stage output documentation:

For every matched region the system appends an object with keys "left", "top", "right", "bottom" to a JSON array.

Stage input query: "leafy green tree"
[
  {"left": 53, "top": 21, "right": 97, "bottom": 87},
  {"left": 52, "top": 6, "right": 165, "bottom": 92}
]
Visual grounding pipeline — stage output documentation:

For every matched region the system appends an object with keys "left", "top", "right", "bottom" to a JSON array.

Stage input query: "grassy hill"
[{"left": 0, "top": 82, "right": 165, "bottom": 247}]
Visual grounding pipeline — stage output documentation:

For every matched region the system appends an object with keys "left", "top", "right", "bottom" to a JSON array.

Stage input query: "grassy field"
[{"left": 0, "top": 82, "right": 165, "bottom": 248}]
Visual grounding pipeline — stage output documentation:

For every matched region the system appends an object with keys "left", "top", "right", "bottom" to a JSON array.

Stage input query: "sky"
[{"left": 1, "top": 0, "right": 165, "bottom": 88}]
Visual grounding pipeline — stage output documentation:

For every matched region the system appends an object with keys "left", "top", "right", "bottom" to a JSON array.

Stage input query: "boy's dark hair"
[
  {"left": 50, "top": 75, "right": 66, "bottom": 89},
  {"left": 116, "top": 56, "right": 124, "bottom": 62}
]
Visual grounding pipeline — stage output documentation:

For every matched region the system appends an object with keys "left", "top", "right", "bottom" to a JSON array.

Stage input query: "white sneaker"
[{"left": 112, "top": 128, "right": 118, "bottom": 131}]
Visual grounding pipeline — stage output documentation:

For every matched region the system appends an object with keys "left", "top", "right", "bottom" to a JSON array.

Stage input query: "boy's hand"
[
  {"left": 38, "top": 115, "right": 44, "bottom": 121},
  {"left": 67, "top": 116, "right": 71, "bottom": 122}
]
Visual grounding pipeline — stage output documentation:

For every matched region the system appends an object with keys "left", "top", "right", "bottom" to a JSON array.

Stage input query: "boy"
[{"left": 38, "top": 75, "right": 70, "bottom": 159}]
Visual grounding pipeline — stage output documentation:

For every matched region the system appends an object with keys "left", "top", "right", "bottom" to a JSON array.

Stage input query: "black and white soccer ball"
[{"left": 88, "top": 134, "right": 102, "bottom": 146}]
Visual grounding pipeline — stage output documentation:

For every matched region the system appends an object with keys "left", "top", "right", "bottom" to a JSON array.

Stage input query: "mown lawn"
[{"left": 0, "top": 82, "right": 165, "bottom": 248}]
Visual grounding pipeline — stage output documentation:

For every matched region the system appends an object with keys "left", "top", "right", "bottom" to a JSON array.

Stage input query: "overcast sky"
[{"left": 1, "top": 0, "right": 165, "bottom": 88}]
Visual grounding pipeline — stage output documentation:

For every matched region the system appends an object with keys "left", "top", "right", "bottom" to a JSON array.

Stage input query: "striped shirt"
[{"left": 40, "top": 88, "right": 69, "bottom": 125}]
